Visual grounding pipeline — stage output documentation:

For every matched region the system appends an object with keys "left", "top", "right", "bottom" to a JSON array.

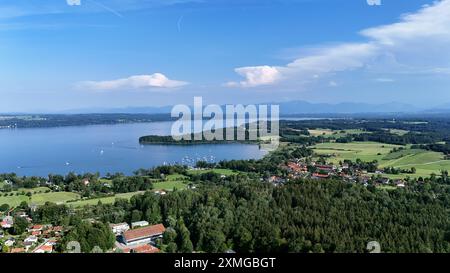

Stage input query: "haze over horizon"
[{"left": 2, "top": 0, "right": 450, "bottom": 112}]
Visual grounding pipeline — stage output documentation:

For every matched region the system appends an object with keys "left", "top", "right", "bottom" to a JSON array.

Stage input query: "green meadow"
[
  {"left": 153, "top": 181, "right": 187, "bottom": 191},
  {"left": 67, "top": 191, "right": 145, "bottom": 207},
  {"left": 312, "top": 141, "right": 450, "bottom": 178},
  {"left": 187, "top": 168, "right": 238, "bottom": 176},
  {"left": 0, "top": 191, "right": 80, "bottom": 207}
]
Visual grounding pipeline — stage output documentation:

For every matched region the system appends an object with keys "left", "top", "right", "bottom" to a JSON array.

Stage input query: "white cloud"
[
  {"left": 226, "top": 65, "right": 281, "bottom": 87},
  {"left": 361, "top": 1, "right": 450, "bottom": 45},
  {"left": 78, "top": 73, "right": 189, "bottom": 91},
  {"left": 226, "top": 0, "right": 450, "bottom": 88},
  {"left": 284, "top": 42, "right": 379, "bottom": 75}
]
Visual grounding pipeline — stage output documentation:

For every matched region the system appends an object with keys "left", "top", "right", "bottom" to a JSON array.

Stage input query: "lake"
[{"left": 0, "top": 122, "right": 267, "bottom": 176}]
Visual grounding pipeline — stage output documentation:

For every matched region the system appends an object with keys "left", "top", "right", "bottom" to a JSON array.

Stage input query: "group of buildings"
[
  {"left": 269, "top": 160, "right": 407, "bottom": 188},
  {"left": 110, "top": 221, "right": 166, "bottom": 254},
  {"left": 1, "top": 212, "right": 65, "bottom": 253}
]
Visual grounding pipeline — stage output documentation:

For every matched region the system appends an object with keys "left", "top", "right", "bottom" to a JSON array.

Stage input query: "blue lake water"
[{"left": 0, "top": 122, "right": 267, "bottom": 176}]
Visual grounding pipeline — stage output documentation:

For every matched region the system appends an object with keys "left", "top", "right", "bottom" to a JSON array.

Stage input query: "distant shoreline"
[{"left": 139, "top": 134, "right": 260, "bottom": 145}]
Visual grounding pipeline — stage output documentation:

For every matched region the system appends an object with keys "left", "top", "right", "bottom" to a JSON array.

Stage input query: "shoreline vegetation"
[
  {"left": 138, "top": 134, "right": 260, "bottom": 145},
  {"left": 139, "top": 127, "right": 272, "bottom": 145}
]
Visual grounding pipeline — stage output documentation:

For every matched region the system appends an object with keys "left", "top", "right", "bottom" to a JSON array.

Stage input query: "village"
[
  {"left": 0, "top": 205, "right": 166, "bottom": 254},
  {"left": 268, "top": 159, "right": 407, "bottom": 189}
]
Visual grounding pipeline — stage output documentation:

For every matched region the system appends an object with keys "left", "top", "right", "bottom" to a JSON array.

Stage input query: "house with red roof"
[
  {"left": 29, "top": 225, "right": 43, "bottom": 232},
  {"left": 130, "top": 244, "right": 159, "bottom": 254},
  {"left": 32, "top": 244, "right": 53, "bottom": 253},
  {"left": 1, "top": 216, "right": 14, "bottom": 229},
  {"left": 312, "top": 173, "right": 330, "bottom": 179},
  {"left": 122, "top": 224, "right": 165, "bottom": 246},
  {"left": 31, "top": 230, "right": 42, "bottom": 236}
]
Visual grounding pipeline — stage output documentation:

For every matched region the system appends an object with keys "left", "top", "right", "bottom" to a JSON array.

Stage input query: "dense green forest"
[{"left": 45, "top": 174, "right": 450, "bottom": 253}]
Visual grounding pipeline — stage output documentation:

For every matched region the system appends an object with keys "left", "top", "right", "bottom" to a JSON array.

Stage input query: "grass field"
[
  {"left": 388, "top": 129, "right": 409, "bottom": 135},
  {"left": 187, "top": 168, "right": 238, "bottom": 176},
  {"left": 165, "top": 174, "right": 189, "bottom": 181},
  {"left": 313, "top": 142, "right": 401, "bottom": 162},
  {"left": 0, "top": 191, "right": 80, "bottom": 207},
  {"left": 153, "top": 181, "right": 187, "bottom": 191},
  {"left": 312, "top": 141, "right": 450, "bottom": 178},
  {"left": 68, "top": 191, "right": 145, "bottom": 207},
  {"left": 31, "top": 192, "right": 80, "bottom": 205},
  {"left": 308, "top": 129, "right": 367, "bottom": 138},
  {"left": 0, "top": 195, "right": 28, "bottom": 207},
  {"left": 17, "top": 187, "right": 51, "bottom": 194}
]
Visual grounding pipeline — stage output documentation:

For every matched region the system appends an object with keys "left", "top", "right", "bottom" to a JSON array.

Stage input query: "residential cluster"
[
  {"left": 269, "top": 159, "right": 407, "bottom": 189},
  {"left": 1, "top": 209, "right": 66, "bottom": 253},
  {"left": 1, "top": 206, "right": 166, "bottom": 254}
]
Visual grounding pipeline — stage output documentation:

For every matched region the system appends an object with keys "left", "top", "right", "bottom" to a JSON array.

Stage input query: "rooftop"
[{"left": 123, "top": 224, "right": 165, "bottom": 242}]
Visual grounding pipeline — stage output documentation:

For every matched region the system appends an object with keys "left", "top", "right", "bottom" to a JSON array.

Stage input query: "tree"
[
  {"left": 63, "top": 222, "right": 115, "bottom": 253},
  {"left": 130, "top": 210, "right": 142, "bottom": 223},
  {"left": 165, "top": 242, "right": 178, "bottom": 253},
  {"left": 176, "top": 219, "right": 193, "bottom": 253},
  {"left": 0, "top": 204, "right": 9, "bottom": 212},
  {"left": 163, "top": 228, "right": 177, "bottom": 244},
  {"left": 13, "top": 216, "right": 29, "bottom": 235}
]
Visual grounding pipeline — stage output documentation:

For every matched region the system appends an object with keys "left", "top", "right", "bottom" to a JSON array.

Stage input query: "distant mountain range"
[{"left": 58, "top": 100, "right": 450, "bottom": 115}]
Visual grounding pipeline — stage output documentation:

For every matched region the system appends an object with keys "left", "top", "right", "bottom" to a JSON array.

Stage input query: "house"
[
  {"left": 29, "top": 204, "right": 38, "bottom": 212},
  {"left": 46, "top": 239, "right": 58, "bottom": 246},
  {"left": 16, "top": 211, "right": 28, "bottom": 218},
  {"left": 33, "top": 244, "right": 53, "bottom": 253},
  {"left": 287, "top": 162, "right": 308, "bottom": 173},
  {"left": 268, "top": 176, "right": 285, "bottom": 185},
  {"left": 154, "top": 190, "right": 167, "bottom": 196},
  {"left": 1, "top": 216, "right": 13, "bottom": 229},
  {"left": 122, "top": 224, "right": 166, "bottom": 246},
  {"left": 131, "top": 221, "right": 149, "bottom": 229},
  {"left": 53, "top": 226, "right": 63, "bottom": 234},
  {"left": 395, "top": 179, "right": 406, "bottom": 188},
  {"left": 29, "top": 225, "right": 43, "bottom": 232},
  {"left": 4, "top": 238, "right": 15, "bottom": 247},
  {"left": 380, "top": 178, "right": 390, "bottom": 184},
  {"left": 110, "top": 222, "right": 130, "bottom": 236},
  {"left": 315, "top": 165, "right": 335, "bottom": 173},
  {"left": 312, "top": 173, "right": 329, "bottom": 179},
  {"left": 31, "top": 230, "right": 42, "bottom": 236},
  {"left": 10, "top": 248, "right": 25, "bottom": 253},
  {"left": 129, "top": 244, "right": 160, "bottom": 254},
  {"left": 24, "top": 235, "right": 38, "bottom": 246}
]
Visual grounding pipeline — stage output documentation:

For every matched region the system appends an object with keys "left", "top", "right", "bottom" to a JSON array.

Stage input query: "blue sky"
[{"left": 1, "top": 0, "right": 449, "bottom": 112}]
